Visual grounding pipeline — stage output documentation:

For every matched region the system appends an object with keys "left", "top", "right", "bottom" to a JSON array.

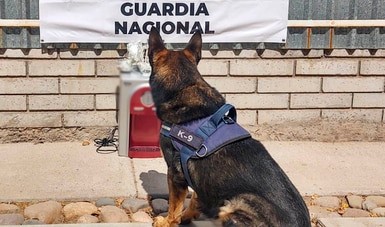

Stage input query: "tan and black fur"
[{"left": 148, "top": 27, "right": 311, "bottom": 227}]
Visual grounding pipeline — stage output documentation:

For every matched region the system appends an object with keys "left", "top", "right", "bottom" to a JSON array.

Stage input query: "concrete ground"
[{"left": 0, "top": 141, "right": 385, "bottom": 226}]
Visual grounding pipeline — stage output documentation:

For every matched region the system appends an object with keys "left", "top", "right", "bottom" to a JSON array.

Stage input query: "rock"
[
  {"left": 346, "top": 195, "right": 363, "bottom": 209},
  {"left": 342, "top": 208, "right": 371, "bottom": 217},
  {"left": 0, "top": 203, "right": 20, "bottom": 214},
  {"left": 122, "top": 198, "right": 149, "bottom": 213},
  {"left": 95, "top": 198, "right": 115, "bottom": 207},
  {"left": 365, "top": 196, "right": 385, "bottom": 207},
  {"left": 23, "top": 219, "right": 45, "bottom": 225},
  {"left": 307, "top": 206, "right": 340, "bottom": 220},
  {"left": 151, "top": 198, "right": 168, "bottom": 214},
  {"left": 77, "top": 214, "right": 99, "bottom": 223},
  {"left": 82, "top": 140, "right": 91, "bottom": 146},
  {"left": 158, "top": 212, "right": 168, "bottom": 217},
  {"left": 372, "top": 207, "right": 385, "bottom": 217},
  {"left": 0, "top": 214, "right": 24, "bottom": 225},
  {"left": 131, "top": 210, "right": 153, "bottom": 223},
  {"left": 313, "top": 196, "right": 340, "bottom": 209},
  {"left": 99, "top": 205, "right": 129, "bottom": 223},
  {"left": 362, "top": 200, "right": 377, "bottom": 211},
  {"left": 63, "top": 202, "right": 98, "bottom": 220},
  {"left": 24, "top": 200, "right": 62, "bottom": 224}
]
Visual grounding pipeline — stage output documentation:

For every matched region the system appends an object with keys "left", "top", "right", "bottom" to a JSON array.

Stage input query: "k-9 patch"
[{"left": 169, "top": 125, "right": 204, "bottom": 151}]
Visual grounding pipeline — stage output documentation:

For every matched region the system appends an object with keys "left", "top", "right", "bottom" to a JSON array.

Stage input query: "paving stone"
[
  {"left": 314, "top": 196, "right": 340, "bottom": 209},
  {"left": 342, "top": 208, "right": 371, "bottom": 217},
  {"left": 0, "top": 213, "right": 24, "bottom": 225},
  {"left": 63, "top": 202, "right": 98, "bottom": 220},
  {"left": 308, "top": 206, "right": 340, "bottom": 221},
  {"left": 122, "top": 198, "right": 150, "bottom": 213},
  {"left": 77, "top": 214, "right": 99, "bottom": 223},
  {"left": 346, "top": 195, "right": 364, "bottom": 209},
  {"left": 24, "top": 200, "right": 62, "bottom": 224},
  {"left": 362, "top": 200, "right": 377, "bottom": 211},
  {"left": 95, "top": 197, "right": 115, "bottom": 207},
  {"left": 151, "top": 199, "right": 169, "bottom": 215},
  {"left": 190, "top": 220, "right": 224, "bottom": 226},
  {"left": 366, "top": 196, "right": 385, "bottom": 207},
  {"left": 22, "top": 219, "right": 45, "bottom": 225},
  {"left": 372, "top": 207, "right": 385, "bottom": 217},
  {"left": 131, "top": 210, "right": 153, "bottom": 223},
  {"left": 318, "top": 217, "right": 385, "bottom": 226},
  {"left": 99, "top": 205, "right": 129, "bottom": 223},
  {"left": 0, "top": 203, "right": 20, "bottom": 214}
]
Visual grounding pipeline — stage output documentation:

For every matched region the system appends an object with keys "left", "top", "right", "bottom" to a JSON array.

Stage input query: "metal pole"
[
  {"left": 0, "top": 19, "right": 39, "bottom": 27},
  {"left": 1, "top": 19, "right": 385, "bottom": 28},
  {"left": 287, "top": 20, "right": 385, "bottom": 28}
]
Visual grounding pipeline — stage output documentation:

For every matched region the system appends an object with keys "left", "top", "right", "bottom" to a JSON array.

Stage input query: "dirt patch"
[
  {"left": 0, "top": 127, "right": 113, "bottom": 144},
  {"left": 246, "top": 120, "right": 385, "bottom": 142},
  {"left": 0, "top": 120, "right": 384, "bottom": 144}
]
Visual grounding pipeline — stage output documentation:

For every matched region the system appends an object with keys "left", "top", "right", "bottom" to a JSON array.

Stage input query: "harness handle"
[
  {"left": 209, "top": 104, "right": 237, "bottom": 126},
  {"left": 197, "top": 104, "right": 237, "bottom": 138}
]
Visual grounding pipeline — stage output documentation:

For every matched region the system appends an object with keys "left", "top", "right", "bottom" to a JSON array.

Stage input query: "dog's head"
[
  {"left": 148, "top": 27, "right": 203, "bottom": 93},
  {"left": 147, "top": 27, "right": 224, "bottom": 123}
]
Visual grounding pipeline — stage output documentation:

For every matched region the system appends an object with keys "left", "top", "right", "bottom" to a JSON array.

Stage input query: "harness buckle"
[
  {"left": 195, "top": 144, "right": 208, "bottom": 158},
  {"left": 222, "top": 116, "right": 235, "bottom": 124}
]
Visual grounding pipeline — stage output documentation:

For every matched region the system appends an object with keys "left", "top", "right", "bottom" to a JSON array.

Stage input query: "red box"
[{"left": 128, "top": 86, "right": 162, "bottom": 158}]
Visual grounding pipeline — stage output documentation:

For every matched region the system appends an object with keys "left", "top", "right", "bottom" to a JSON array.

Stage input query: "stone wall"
[{"left": 0, "top": 49, "right": 385, "bottom": 129}]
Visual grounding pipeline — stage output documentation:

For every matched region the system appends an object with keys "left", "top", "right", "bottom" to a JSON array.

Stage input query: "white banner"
[{"left": 39, "top": 0, "right": 289, "bottom": 43}]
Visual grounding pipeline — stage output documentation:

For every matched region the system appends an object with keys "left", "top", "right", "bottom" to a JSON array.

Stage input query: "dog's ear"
[
  {"left": 185, "top": 31, "right": 202, "bottom": 64},
  {"left": 148, "top": 27, "right": 165, "bottom": 61}
]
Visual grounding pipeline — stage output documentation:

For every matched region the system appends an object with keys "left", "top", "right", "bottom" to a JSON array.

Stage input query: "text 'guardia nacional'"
[{"left": 115, "top": 2, "right": 215, "bottom": 35}]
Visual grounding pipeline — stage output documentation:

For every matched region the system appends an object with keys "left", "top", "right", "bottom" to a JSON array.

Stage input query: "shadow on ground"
[{"left": 140, "top": 170, "right": 168, "bottom": 199}]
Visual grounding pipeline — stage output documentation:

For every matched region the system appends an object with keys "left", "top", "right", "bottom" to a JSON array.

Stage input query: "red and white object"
[{"left": 118, "top": 44, "right": 161, "bottom": 158}]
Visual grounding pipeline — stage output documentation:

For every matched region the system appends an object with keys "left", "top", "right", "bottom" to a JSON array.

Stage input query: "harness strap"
[
  {"left": 180, "top": 105, "right": 235, "bottom": 187},
  {"left": 180, "top": 146, "right": 195, "bottom": 187}
]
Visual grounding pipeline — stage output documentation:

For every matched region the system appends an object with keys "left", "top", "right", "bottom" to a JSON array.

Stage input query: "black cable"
[{"left": 94, "top": 126, "right": 118, "bottom": 154}]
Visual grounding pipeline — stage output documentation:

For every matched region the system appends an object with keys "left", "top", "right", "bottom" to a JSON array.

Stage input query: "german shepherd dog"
[{"left": 148, "top": 27, "right": 311, "bottom": 227}]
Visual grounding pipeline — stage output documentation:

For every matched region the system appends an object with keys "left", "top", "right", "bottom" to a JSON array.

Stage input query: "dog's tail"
[{"left": 218, "top": 193, "right": 281, "bottom": 227}]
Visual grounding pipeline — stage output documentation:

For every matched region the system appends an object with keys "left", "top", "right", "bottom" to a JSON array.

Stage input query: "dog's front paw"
[{"left": 153, "top": 216, "right": 169, "bottom": 227}]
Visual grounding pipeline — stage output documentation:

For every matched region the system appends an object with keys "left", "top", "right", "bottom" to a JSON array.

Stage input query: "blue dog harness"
[{"left": 160, "top": 104, "right": 251, "bottom": 188}]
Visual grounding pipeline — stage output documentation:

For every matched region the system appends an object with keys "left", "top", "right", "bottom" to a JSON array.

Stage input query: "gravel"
[{"left": 1, "top": 194, "right": 385, "bottom": 225}]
